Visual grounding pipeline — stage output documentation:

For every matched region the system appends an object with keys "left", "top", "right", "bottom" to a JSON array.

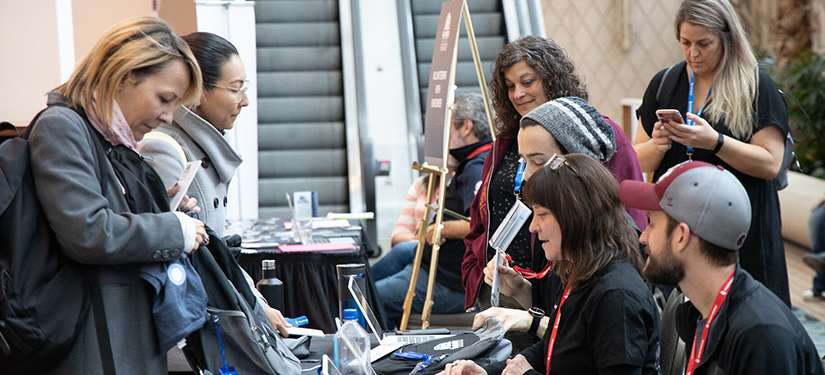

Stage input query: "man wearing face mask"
[{"left": 376, "top": 93, "right": 492, "bottom": 328}]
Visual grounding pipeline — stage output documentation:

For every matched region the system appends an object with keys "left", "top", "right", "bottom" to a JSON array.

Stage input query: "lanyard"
[
  {"left": 514, "top": 159, "right": 526, "bottom": 195},
  {"left": 685, "top": 271, "right": 735, "bottom": 375},
  {"left": 545, "top": 284, "right": 571, "bottom": 375},
  {"left": 505, "top": 253, "right": 552, "bottom": 279},
  {"left": 686, "top": 71, "right": 712, "bottom": 160},
  {"left": 467, "top": 143, "right": 492, "bottom": 160}
]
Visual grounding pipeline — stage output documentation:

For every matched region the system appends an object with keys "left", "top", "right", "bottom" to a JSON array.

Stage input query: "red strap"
[
  {"left": 467, "top": 143, "right": 492, "bottom": 160},
  {"left": 505, "top": 254, "right": 552, "bottom": 279},
  {"left": 685, "top": 271, "right": 735, "bottom": 375},
  {"left": 545, "top": 284, "right": 571, "bottom": 375}
]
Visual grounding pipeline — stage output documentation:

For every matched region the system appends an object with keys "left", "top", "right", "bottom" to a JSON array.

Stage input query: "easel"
[{"left": 399, "top": 0, "right": 496, "bottom": 330}]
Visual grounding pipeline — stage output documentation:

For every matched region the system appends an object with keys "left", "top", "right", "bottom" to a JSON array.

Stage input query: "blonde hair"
[
  {"left": 56, "top": 17, "right": 202, "bottom": 127},
  {"left": 675, "top": 0, "right": 758, "bottom": 139}
]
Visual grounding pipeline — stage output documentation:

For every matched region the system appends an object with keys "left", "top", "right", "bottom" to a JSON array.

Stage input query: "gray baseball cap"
[{"left": 618, "top": 161, "right": 751, "bottom": 250}]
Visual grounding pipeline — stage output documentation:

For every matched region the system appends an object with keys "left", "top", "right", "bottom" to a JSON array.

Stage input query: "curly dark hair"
[{"left": 489, "top": 36, "right": 588, "bottom": 137}]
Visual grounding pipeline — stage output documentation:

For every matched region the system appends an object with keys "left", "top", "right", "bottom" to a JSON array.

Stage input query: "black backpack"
[
  {"left": 655, "top": 61, "right": 796, "bottom": 190},
  {"left": 0, "top": 105, "right": 110, "bottom": 374}
]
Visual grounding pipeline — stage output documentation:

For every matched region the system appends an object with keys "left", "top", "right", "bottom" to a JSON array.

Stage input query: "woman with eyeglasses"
[
  {"left": 139, "top": 32, "right": 249, "bottom": 239},
  {"left": 444, "top": 154, "right": 659, "bottom": 375}
]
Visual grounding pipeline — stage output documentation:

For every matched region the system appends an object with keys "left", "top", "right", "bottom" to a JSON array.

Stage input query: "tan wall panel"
[
  {"left": 541, "top": 0, "right": 683, "bottom": 125},
  {"left": 0, "top": 1, "right": 61, "bottom": 124},
  {"left": 159, "top": 0, "right": 198, "bottom": 36},
  {"left": 71, "top": 0, "right": 152, "bottom": 65}
]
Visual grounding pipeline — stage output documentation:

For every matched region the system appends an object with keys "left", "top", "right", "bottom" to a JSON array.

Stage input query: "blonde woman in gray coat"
[
  {"left": 137, "top": 32, "right": 292, "bottom": 335},
  {"left": 29, "top": 18, "right": 208, "bottom": 374}
]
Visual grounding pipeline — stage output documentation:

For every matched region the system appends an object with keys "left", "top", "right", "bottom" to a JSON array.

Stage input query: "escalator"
[{"left": 255, "top": 0, "right": 362, "bottom": 219}]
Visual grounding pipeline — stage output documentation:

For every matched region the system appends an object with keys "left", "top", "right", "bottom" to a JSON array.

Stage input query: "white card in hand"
[
  {"left": 488, "top": 199, "right": 532, "bottom": 252},
  {"left": 491, "top": 250, "right": 504, "bottom": 307},
  {"left": 169, "top": 160, "right": 202, "bottom": 211}
]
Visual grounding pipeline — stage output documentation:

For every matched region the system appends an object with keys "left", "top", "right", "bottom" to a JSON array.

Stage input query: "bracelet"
[{"left": 712, "top": 133, "right": 724, "bottom": 154}]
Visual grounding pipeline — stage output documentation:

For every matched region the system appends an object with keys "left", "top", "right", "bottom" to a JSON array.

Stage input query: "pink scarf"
[{"left": 87, "top": 99, "right": 138, "bottom": 150}]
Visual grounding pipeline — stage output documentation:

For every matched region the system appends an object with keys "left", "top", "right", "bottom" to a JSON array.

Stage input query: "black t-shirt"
[
  {"left": 484, "top": 262, "right": 660, "bottom": 375},
  {"left": 637, "top": 67, "right": 791, "bottom": 306},
  {"left": 486, "top": 140, "right": 532, "bottom": 269},
  {"left": 421, "top": 148, "right": 488, "bottom": 291}
]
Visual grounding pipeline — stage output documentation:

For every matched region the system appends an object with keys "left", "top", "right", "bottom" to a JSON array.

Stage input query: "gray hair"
[{"left": 453, "top": 93, "right": 492, "bottom": 141}]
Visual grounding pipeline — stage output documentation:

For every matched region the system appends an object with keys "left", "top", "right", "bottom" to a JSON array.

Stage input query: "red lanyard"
[
  {"left": 505, "top": 254, "right": 552, "bottom": 279},
  {"left": 685, "top": 271, "right": 735, "bottom": 375},
  {"left": 545, "top": 284, "right": 571, "bottom": 375},
  {"left": 467, "top": 143, "right": 492, "bottom": 160}
]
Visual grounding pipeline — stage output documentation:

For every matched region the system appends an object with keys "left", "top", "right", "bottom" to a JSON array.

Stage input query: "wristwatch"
[{"left": 527, "top": 307, "right": 545, "bottom": 336}]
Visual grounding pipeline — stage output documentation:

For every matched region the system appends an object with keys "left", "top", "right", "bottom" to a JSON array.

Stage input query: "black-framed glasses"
[{"left": 205, "top": 80, "right": 249, "bottom": 103}]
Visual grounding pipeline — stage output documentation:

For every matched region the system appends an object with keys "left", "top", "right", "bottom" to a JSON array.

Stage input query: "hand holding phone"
[{"left": 656, "top": 109, "right": 684, "bottom": 125}]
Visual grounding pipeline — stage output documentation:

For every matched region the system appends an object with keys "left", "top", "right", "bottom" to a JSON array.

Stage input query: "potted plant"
[{"left": 762, "top": 50, "right": 825, "bottom": 248}]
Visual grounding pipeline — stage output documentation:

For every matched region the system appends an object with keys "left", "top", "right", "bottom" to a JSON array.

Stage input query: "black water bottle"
[{"left": 256, "top": 260, "right": 285, "bottom": 311}]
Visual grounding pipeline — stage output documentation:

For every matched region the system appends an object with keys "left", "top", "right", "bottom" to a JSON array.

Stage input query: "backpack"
[
  {"left": 0, "top": 105, "right": 109, "bottom": 374},
  {"left": 183, "top": 226, "right": 302, "bottom": 375},
  {"left": 655, "top": 61, "right": 796, "bottom": 190}
]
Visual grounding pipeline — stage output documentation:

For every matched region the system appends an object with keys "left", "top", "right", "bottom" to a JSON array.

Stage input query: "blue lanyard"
[
  {"left": 513, "top": 159, "right": 526, "bottom": 195},
  {"left": 686, "top": 71, "right": 712, "bottom": 158}
]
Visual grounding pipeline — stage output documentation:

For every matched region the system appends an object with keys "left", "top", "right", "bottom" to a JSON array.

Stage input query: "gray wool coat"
[
  {"left": 137, "top": 106, "right": 242, "bottom": 236},
  {"left": 29, "top": 94, "right": 187, "bottom": 375}
]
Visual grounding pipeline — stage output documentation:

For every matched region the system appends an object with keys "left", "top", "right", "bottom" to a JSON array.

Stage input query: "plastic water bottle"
[
  {"left": 256, "top": 260, "right": 285, "bottom": 311},
  {"left": 334, "top": 309, "right": 371, "bottom": 375}
]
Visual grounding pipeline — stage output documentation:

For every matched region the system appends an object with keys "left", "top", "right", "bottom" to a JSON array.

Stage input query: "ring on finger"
[{"left": 202, "top": 237, "right": 210, "bottom": 246}]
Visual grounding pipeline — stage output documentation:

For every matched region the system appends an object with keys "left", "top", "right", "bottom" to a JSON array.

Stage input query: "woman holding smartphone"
[{"left": 633, "top": 0, "right": 790, "bottom": 305}]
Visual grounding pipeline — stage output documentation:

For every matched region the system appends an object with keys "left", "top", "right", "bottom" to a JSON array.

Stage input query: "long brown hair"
[
  {"left": 489, "top": 36, "right": 588, "bottom": 138},
  {"left": 675, "top": 0, "right": 758, "bottom": 139},
  {"left": 522, "top": 154, "right": 642, "bottom": 289}
]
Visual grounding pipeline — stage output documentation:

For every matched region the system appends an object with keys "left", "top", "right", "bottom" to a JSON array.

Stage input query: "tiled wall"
[{"left": 541, "top": 0, "right": 684, "bottom": 128}]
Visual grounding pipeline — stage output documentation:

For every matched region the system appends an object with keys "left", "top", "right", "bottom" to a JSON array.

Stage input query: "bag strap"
[
  {"left": 656, "top": 61, "right": 687, "bottom": 108},
  {"left": 63, "top": 105, "right": 117, "bottom": 375}
]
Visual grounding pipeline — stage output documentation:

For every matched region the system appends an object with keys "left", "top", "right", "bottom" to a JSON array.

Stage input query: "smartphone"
[{"left": 655, "top": 109, "right": 685, "bottom": 124}]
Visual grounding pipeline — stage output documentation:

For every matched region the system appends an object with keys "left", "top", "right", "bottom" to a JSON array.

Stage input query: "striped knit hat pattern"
[{"left": 520, "top": 96, "right": 616, "bottom": 162}]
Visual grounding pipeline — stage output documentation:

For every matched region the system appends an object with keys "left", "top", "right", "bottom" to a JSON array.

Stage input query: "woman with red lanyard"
[
  {"left": 445, "top": 154, "right": 660, "bottom": 375},
  {"left": 462, "top": 36, "right": 646, "bottom": 320}
]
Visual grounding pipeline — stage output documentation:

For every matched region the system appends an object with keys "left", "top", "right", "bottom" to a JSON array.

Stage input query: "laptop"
[{"left": 345, "top": 277, "right": 451, "bottom": 362}]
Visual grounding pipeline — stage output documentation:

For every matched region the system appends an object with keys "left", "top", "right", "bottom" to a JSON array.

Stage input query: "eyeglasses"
[
  {"left": 205, "top": 80, "right": 249, "bottom": 103},
  {"left": 544, "top": 153, "right": 580, "bottom": 178}
]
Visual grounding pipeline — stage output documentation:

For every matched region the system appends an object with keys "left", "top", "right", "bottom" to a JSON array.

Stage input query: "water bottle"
[
  {"left": 256, "top": 260, "right": 285, "bottom": 311},
  {"left": 336, "top": 263, "right": 366, "bottom": 328},
  {"left": 334, "top": 309, "right": 371, "bottom": 375}
]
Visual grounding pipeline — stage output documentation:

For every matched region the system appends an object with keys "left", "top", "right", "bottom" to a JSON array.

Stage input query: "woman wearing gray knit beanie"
[
  {"left": 518, "top": 96, "right": 616, "bottom": 180},
  {"left": 462, "top": 37, "right": 647, "bottom": 322}
]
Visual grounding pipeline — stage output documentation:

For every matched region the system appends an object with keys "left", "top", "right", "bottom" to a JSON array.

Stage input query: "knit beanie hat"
[{"left": 520, "top": 97, "right": 616, "bottom": 162}]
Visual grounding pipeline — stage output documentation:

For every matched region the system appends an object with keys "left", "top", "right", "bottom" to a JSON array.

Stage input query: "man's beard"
[{"left": 642, "top": 240, "right": 685, "bottom": 286}]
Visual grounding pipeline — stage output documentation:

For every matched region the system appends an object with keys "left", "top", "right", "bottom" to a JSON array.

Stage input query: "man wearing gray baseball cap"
[{"left": 619, "top": 161, "right": 823, "bottom": 375}]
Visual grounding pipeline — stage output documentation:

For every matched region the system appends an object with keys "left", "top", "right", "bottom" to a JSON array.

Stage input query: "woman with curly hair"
[{"left": 461, "top": 36, "right": 646, "bottom": 313}]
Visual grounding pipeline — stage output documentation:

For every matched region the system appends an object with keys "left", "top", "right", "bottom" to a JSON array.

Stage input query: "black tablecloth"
[{"left": 238, "top": 248, "right": 388, "bottom": 334}]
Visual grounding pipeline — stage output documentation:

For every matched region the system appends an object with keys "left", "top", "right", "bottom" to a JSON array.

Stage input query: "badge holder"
[{"left": 487, "top": 199, "right": 531, "bottom": 307}]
